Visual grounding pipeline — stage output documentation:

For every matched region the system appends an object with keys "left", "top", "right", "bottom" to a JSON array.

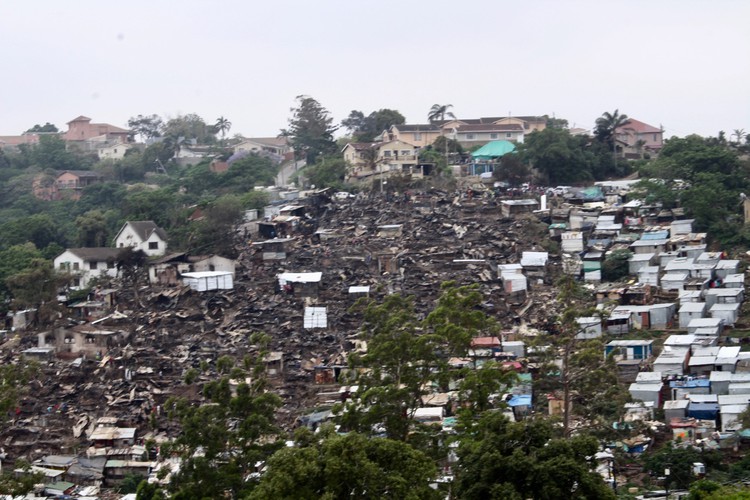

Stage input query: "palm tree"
[
  {"left": 215, "top": 116, "right": 232, "bottom": 145},
  {"left": 732, "top": 128, "right": 746, "bottom": 145},
  {"left": 427, "top": 104, "right": 456, "bottom": 124},
  {"left": 428, "top": 104, "right": 457, "bottom": 165},
  {"left": 594, "top": 109, "right": 629, "bottom": 150}
]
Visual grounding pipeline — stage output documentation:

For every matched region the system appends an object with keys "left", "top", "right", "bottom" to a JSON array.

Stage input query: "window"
[
  {"left": 653, "top": 134, "right": 658, "bottom": 141},
  {"left": 73, "top": 278, "right": 80, "bottom": 287},
  {"left": 490, "top": 133, "right": 498, "bottom": 139},
  {"left": 413, "top": 133, "right": 422, "bottom": 141},
  {"left": 401, "top": 150, "right": 410, "bottom": 156},
  {"left": 466, "top": 134, "right": 475, "bottom": 140},
  {"left": 59, "top": 262, "right": 66, "bottom": 270},
  {"left": 506, "top": 132, "right": 512, "bottom": 138},
  {"left": 107, "top": 261, "right": 115, "bottom": 269},
  {"left": 73, "top": 262, "right": 80, "bottom": 270},
  {"left": 89, "top": 262, "right": 98, "bottom": 270},
  {"left": 64, "top": 337, "right": 75, "bottom": 344},
  {"left": 148, "top": 242, "right": 159, "bottom": 250},
  {"left": 209, "top": 264, "right": 216, "bottom": 271},
  {"left": 383, "top": 150, "right": 392, "bottom": 157}
]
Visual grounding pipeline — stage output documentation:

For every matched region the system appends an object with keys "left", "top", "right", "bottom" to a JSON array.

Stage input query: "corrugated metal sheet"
[{"left": 304, "top": 307, "right": 327, "bottom": 329}]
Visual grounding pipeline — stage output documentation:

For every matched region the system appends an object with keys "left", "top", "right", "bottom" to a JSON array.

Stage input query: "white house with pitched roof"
[{"left": 113, "top": 221, "right": 168, "bottom": 257}]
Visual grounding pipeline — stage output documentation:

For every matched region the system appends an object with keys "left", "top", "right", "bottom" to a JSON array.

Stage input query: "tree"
[
  {"left": 454, "top": 412, "right": 615, "bottom": 500},
  {"left": 520, "top": 128, "right": 600, "bottom": 185},
  {"left": 535, "top": 276, "right": 624, "bottom": 437},
  {"left": 26, "top": 122, "right": 59, "bottom": 133},
  {"left": 163, "top": 113, "right": 215, "bottom": 145},
  {"left": 0, "top": 358, "right": 38, "bottom": 429},
  {"left": 75, "top": 210, "right": 110, "bottom": 247},
  {"left": 249, "top": 429, "right": 440, "bottom": 500},
  {"left": 215, "top": 116, "right": 232, "bottom": 144},
  {"left": 643, "top": 443, "right": 721, "bottom": 491},
  {"left": 301, "top": 155, "right": 348, "bottom": 189},
  {"left": 732, "top": 128, "right": 747, "bottom": 146},
  {"left": 164, "top": 346, "right": 282, "bottom": 499},
  {"left": 128, "top": 114, "right": 163, "bottom": 142},
  {"left": 281, "top": 95, "right": 338, "bottom": 164},
  {"left": 340, "top": 283, "right": 497, "bottom": 442},
  {"left": 594, "top": 109, "right": 629, "bottom": 150},
  {"left": 0, "top": 243, "right": 44, "bottom": 308},
  {"left": 115, "top": 247, "right": 148, "bottom": 307},
  {"left": 342, "top": 109, "right": 405, "bottom": 142},
  {"left": 492, "top": 154, "right": 531, "bottom": 187},
  {"left": 601, "top": 249, "right": 632, "bottom": 281},
  {"left": 5, "top": 258, "right": 63, "bottom": 319},
  {"left": 427, "top": 104, "right": 456, "bottom": 123}
]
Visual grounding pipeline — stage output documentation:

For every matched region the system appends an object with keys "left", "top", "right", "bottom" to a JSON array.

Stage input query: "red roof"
[
  {"left": 616, "top": 119, "right": 661, "bottom": 134},
  {"left": 471, "top": 336, "right": 501, "bottom": 348}
]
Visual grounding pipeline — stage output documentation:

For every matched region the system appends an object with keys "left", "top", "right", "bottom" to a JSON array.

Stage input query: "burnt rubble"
[{"left": 0, "top": 189, "right": 565, "bottom": 488}]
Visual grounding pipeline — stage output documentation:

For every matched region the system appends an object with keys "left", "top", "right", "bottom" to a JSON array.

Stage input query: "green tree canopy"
[
  {"left": 128, "top": 114, "right": 163, "bottom": 142},
  {"left": 342, "top": 108, "right": 405, "bottom": 142},
  {"left": 26, "top": 122, "right": 59, "bottom": 133},
  {"left": 282, "top": 95, "right": 338, "bottom": 164},
  {"left": 454, "top": 412, "right": 615, "bottom": 500},
  {"left": 249, "top": 429, "right": 440, "bottom": 500}
]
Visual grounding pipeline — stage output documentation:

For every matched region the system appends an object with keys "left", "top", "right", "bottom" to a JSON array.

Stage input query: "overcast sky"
[{"left": 1, "top": 1, "right": 748, "bottom": 139}]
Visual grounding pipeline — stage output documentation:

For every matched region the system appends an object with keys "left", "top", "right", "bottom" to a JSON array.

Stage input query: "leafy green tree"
[
  {"left": 241, "top": 190, "right": 270, "bottom": 210},
  {"left": 5, "top": 258, "right": 64, "bottom": 321},
  {"left": 75, "top": 210, "right": 110, "bottom": 247},
  {"left": 128, "top": 114, "right": 163, "bottom": 142},
  {"left": 0, "top": 358, "right": 38, "bottom": 429},
  {"left": 342, "top": 109, "right": 405, "bottom": 142},
  {"left": 342, "top": 294, "right": 436, "bottom": 441},
  {"left": 0, "top": 243, "right": 44, "bottom": 307},
  {"left": 0, "top": 213, "right": 64, "bottom": 250},
  {"left": 341, "top": 283, "right": 495, "bottom": 441},
  {"left": 118, "top": 473, "right": 145, "bottom": 494},
  {"left": 493, "top": 153, "right": 531, "bottom": 186},
  {"left": 163, "top": 113, "right": 215, "bottom": 145},
  {"left": 520, "top": 128, "right": 600, "bottom": 185},
  {"left": 122, "top": 188, "right": 179, "bottom": 228},
  {"left": 78, "top": 182, "right": 127, "bottom": 213},
  {"left": 534, "top": 276, "right": 625, "bottom": 437},
  {"left": 165, "top": 363, "right": 282, "bottom": 498},
  {"left": 26, "top": 122, "right": 59, "bottom": 133},
  {"left": 454, "top": 412, "right": 615, "bottom": 500},
  {"left": 31, "top": 134, "right": 85, "bottom": 170},
  {"left": 249, "top": 429, "right": 440, "bottom": 500},
  {"left": 0, "top": 470, "right": 44, "bottom": 496},
  {"left": 643, "top": 443, "right": 721, "bottom": 491},
  {"left": 601, "top": 249, "right": 632, "bottom": 281},
  {"left": 282, "top": 95, "right": 338, "bottom": 164},
  {"left": 301, "top": 155, "right": 348, "bottom": 189}
]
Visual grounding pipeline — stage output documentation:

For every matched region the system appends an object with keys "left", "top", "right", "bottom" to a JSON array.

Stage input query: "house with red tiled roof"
[
  {"left": 63, "top": 116, "right": 130, "bottom": 150},
  {"left": 615, "top": 118, "right": 664, "bottom": 156},
  {"left": 54, "top": 170, "right": 104, "bottom": 200},
  {"left": 0, "top": 133, "right": 42, "bottom": 150}
]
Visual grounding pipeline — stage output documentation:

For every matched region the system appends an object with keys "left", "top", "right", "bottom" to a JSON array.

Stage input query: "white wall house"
[
  {"left": 54, "top": 248, "right": 122, "bottom": 289},
  {"left": 113, "top": 221, "right": 168, "bottom": 257}
]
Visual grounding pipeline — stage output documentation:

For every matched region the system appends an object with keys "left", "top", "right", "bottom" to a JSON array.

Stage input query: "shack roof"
[{"left": 278, "top": 272, "right": 322, "bottom": 283}]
